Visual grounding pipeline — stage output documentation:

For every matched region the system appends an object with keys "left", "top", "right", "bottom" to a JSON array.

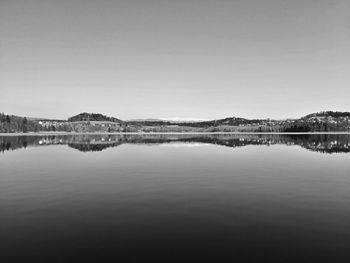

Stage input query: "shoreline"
[{"left": 1, "top": 132, "right": 350, "bottom": 136}]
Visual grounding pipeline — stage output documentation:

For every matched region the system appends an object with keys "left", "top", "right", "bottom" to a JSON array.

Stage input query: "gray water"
[{"left": 1, "top": 134, "right": 350, "bottom": 262}]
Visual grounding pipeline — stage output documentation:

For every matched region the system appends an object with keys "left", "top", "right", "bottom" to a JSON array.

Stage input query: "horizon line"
[{"left": 2, "top": 110, "right": 350, "bottom": 122}]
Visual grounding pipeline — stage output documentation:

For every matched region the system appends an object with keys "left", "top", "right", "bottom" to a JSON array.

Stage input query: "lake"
[{"left": 1, "top": 134, "right": 350, "bottom": 262}]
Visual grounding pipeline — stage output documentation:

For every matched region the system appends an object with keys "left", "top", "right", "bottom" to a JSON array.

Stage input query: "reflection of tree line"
[{"left": 1, "top": 134, "right": 350, "bottom": 154}]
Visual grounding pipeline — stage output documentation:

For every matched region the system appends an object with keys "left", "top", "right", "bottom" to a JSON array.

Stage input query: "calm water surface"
[{"left": 1, "top": 134, "right": 350, "bottom": 262}]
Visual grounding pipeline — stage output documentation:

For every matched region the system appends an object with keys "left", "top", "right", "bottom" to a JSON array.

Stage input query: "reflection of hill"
[
  {"left": 282, "top": 134, "right": 350, "bottom": 154},
  {"left": 68, "top": 141, "right": 123, "bottom": 152},
  {"left": 1, "top": 134, "right": 350, "bottom": 154}
]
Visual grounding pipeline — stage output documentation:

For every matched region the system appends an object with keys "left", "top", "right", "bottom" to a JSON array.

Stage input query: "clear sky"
[{"left": 1, "top": 0, "right": 349, "bottom": 120}]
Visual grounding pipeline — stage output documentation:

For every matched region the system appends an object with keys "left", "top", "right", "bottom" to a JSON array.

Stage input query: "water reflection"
[{"left": 1, "top": 133, "right": 350, "bottom": 154}]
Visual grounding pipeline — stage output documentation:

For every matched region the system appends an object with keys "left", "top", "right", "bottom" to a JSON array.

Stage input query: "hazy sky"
[{"left": 1, "top": 0, "right": 349, "bottom": 120}]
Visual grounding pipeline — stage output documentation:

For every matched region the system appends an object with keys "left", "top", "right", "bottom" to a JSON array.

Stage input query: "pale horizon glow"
[
  {"left": 161, "top": 117, "right": 210, "bottom": 122},
  {"left": 1, "top": 0, "right": 349, "bottom": 120}
]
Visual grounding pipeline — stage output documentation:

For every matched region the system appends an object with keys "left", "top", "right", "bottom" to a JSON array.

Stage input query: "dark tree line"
[
  {"left": 0, "top": 113, "right": 41, "bottom": 133},
  {"left": 283, "top": 120, "right": 348, "bottom": 132}
]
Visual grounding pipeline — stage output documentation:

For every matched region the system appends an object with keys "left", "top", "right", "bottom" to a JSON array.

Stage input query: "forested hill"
[
  {"left": 282, "top": 111, "right": 350, "bottom": 132},
  {"left": 303, "top": 111, "right": 350, "bottom": 118},
  {"left": 68, "top": 113, "right": 123, "bottom": 123}
]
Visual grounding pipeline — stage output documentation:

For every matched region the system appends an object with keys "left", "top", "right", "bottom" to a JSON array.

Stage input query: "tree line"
[
  {"left": 1, "top": 111, "right": 350, "bottom": 133},
  {"left": 0, "top": 113, "right": 41, "bottom": 133}
]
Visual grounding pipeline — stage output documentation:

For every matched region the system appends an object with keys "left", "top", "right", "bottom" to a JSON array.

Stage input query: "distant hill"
[
  {"left": 68, "top": 112, "right": 123, "bottom": 123},
  {"left": 175, "top": 117, "right": 263, "bottom": 127}
]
